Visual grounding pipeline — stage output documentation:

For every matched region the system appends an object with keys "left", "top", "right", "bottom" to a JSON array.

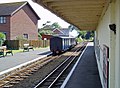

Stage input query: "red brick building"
[
  {"left": 41, "top": 34, "right": 52, "bottom": 40},
  {"left": 0, "top": 1, "right": 40, "bottom": 40}
]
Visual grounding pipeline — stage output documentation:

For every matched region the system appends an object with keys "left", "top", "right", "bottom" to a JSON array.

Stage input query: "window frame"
[
  {"left": 23, "top": 34, "right": 28, "bottom": 39},
  {"left": 0, "top": 16, "right": 7, "bottom": 24}
]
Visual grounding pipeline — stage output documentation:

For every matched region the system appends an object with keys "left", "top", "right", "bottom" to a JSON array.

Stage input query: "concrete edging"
[
  {"left": 60, "top": 43, "right": 88, "bottom": 88},
  {"left": 0, "top": 52, "right": 52, "bottom": 79}
]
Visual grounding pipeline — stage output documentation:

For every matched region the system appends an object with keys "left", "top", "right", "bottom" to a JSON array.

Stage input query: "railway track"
[
  {"left": 34, "top": 43, "right": 86, "bottom": 88},
  {"left": 0, "top": 55, "right": 62, "bottom": 88},
  {"left": 0, "top": 42, "right": 87, "bottom": 88}
]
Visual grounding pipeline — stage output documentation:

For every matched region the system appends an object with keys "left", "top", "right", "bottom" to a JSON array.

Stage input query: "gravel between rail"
[
  {"left": 11, "top": 56, "right": 65, "bottom": 88},
  {"left": 11, "top": 44, "right": 84, "bottom": 88}
]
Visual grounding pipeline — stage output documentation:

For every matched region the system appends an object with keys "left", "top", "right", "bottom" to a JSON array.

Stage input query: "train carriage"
[{"left": 50, "top": 36, "right": 76, "bottom": 55}]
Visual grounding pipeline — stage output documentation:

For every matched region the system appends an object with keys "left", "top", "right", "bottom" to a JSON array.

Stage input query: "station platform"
[
  {"left": 0, "top": 47, "right": 51, "bottom": 77},
  {"left": 61, "top": 42, "right": 102, "bottom": 88}
]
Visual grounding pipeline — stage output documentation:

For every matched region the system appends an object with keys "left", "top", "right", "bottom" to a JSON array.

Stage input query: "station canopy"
[{"left": 33, "top": 0, "right": 109, "bottom": 30}]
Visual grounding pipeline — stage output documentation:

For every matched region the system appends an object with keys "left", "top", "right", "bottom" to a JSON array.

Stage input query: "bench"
[
  {"left": 23, "top": 44, "right": 34, "bottom": 52},
  {"left": 0, "top": 46, "right": 13, "bottom": 56}
]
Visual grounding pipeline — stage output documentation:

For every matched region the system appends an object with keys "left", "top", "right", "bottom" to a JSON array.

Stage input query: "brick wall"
[
  {"left": 10, "top": 5, "right": 39, "bottom": 40},
  {"left": 42, "top": 34, "right": 52, "bottom": 40},
  {"left": 0, "top": 16, "right": 11, "bottom": 40}
]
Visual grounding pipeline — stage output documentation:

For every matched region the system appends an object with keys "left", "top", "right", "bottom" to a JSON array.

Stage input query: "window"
[
  {"left": 0, "top": 17, "right": 6, "bottom": 24},
  {"left": 23, "top": 34, "right": 28, "bottom": 39}
]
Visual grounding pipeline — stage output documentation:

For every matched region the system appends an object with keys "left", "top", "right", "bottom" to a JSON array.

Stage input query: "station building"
[
  {"left": 33, "top": 0, "right": 120, "bottom": 88},
  {"left": 94, "top": 1, "right": 120, "bottom": 88}
]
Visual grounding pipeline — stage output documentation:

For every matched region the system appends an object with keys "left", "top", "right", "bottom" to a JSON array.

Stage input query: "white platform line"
[{"left": 60, "top": 43, "right": 89, "bottom": 88}]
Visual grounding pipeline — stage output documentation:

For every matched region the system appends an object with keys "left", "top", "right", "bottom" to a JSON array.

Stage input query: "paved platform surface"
[
  {"left": 0, "top": 47, "right": 50, "bottom": 74},
  {"left": 62, "top": 43, "right": 102, "bottom": 88}
]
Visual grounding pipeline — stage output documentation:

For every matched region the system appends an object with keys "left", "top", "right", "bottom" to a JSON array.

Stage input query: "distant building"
[
  {"left": 41, "top": 34, "right": 52, "bottom": 40},
  {"left": 41, "top": 28, "right": 78, "bottom": 40},
  {"left": 52, "top": 28, "right": 65, "bottom": 35},
  {"left": 0, "top": 1, "right": 40, "bottom": 40},
  {"left": 53, "top": 28, "right": 78, "bottom": 37}
]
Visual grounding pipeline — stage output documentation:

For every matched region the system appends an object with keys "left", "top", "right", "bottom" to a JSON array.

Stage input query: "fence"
[{"left": 4, "top": 40, "right": 50, "bottom": 50}]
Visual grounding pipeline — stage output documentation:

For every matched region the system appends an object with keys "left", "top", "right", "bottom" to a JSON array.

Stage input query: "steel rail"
[
  {"left": 48, "top": 52, "right": 78, "bottom": 88},
  {"left": 34, "top": 45, "right": 86, "bottom": 88},
  {"left": 48, "top": 45, "right": 86, "bottom": 88},
  {"left": 0, "top": 55, "right": 62, "bottom": 87}
]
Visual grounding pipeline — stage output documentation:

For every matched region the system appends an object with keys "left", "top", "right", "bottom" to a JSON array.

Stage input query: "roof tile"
[{"left": 0, "top": 1, "right": 27, "bottom": 16}]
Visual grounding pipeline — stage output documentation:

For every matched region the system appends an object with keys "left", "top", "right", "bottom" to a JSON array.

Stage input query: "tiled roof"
[
  {"left": 53, "top": 28, "right": 70, "bottom": 35},
  {"left": 53, "top": 28, "right": 64, "bottom": 34},
  {"left": 60, "top": 28, "right": 69, "bottom": 35},
  {"left": 0, "top": 1, "right": 27, "bottom": 16},
  {"left": 0, "top": 1, "right": 40, "bottom": 19}
]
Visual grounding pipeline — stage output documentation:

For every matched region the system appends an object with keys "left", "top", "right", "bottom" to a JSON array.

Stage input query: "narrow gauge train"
[{"left": 50, "top": 36, "right": 76, "bottom": 55}]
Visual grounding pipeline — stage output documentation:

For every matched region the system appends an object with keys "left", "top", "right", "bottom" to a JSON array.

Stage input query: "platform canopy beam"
[{"left": 33, "top": 0, "right": 110, "bottom": 30}]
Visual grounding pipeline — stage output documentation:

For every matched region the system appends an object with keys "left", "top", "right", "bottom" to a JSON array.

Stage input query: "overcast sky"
[{"left": 0, "top": 0, "right": 70, "bottom": 28}]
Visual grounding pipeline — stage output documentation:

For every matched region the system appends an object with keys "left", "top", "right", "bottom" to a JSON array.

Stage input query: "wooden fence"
[{"left": 4, "top": 40, "right": 50, "bottom": 50}]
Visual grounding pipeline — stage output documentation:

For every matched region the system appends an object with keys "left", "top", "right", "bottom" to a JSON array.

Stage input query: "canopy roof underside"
[{"left": 33, "top": 0, "right": 110, "bottom": 30}]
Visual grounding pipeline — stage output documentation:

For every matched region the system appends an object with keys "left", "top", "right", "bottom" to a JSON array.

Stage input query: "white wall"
[
  {"left": 115, "top": 0, "right": 120, "bottom": 88},
  {"left": 95, "top": 4, "right": 111, "bottom": 88},
  {"left": 95, "top": 0, "right": 120, "bottom": 88}
]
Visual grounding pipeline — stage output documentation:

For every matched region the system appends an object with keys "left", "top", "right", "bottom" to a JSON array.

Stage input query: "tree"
[
  {"left": 51, "top": 22, "right": 61, "bottom": 29},
  {"left": 42, "top": 21, "right": 51, "bottom": 26},
  {"left": 0, "top": 32, "right": 6, "bottom": 46},
  {"left": 0, "top": 32, "right": 5, "bottom": 39},
  {"left": 38, "top": 29, "right": 53, "bottom": 39},
  {"left": 68, "top": 24, "right": 78, "bottom": 31},
  {"left": 41, "top": 21, "right": 52, "bottom": 30},
  {"left": 38, "top": 21, "right": 61, "bottom": 39}
]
